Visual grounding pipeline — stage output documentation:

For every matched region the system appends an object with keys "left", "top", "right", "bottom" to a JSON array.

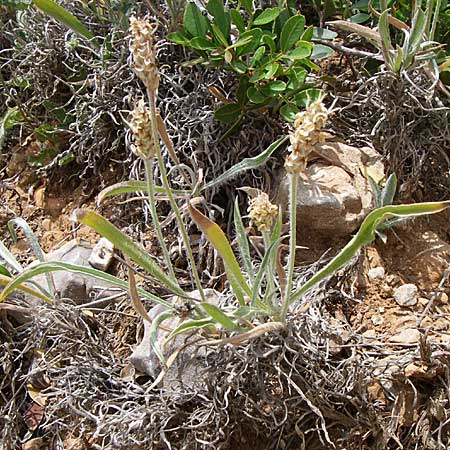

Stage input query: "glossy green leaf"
[
  {"left": 262, "top": 34, "right": 276, "bottom": 54},
  {"left": 33, "top": 0, "right": 95, "bottom": 43},
  {"left": 214, "top": 103, "right": 242, "bottom": 123},
  {"left": 280, "top": 15, "right": 305, "bottom": 52},
  {"left": 286, "top": 42, "right": 312, "bottom": 59},
  {"left": 240, "top": 0, "right": 253, "bottom": 14},
  {"left": 236, "top": 77, "right": 250, "bottom": 107},
  {"left": 190, "top": 36, "right": 216, "bottom": 50},
  {"left": 263, "top": 62, "right": 280, "bottom": 79},
  {"left": 294, "top": 88, "right": 323, "bottom": 107},
  {"left": 253, "top": 7, "right": 282, "bottom": 25},
  {"left": 349, "top": 13, "right": 370, "bottom": 23},
  {"left": 286, "top": 67, "right": 307, "bottom": 89},
  {"left": 0, "top": 107, "right": 22, "bottom": 151},
  {"left": 301, "top": 25, "right": 314, "bottom": 41},
  {"left": 201, "top": 302, "right": 238, "bottom": 330},
  {"left": 236, "top": 28, "right": 263, "bottom": 56},
  {"left": 229, "top": 59, "right": 247, "bottom": 73},
  {"left": 311, "top": 44, "right": 334, "bottom": 60},
  {"left": 0, "top": 261, "right": 172, "bottom": 306},
  {"left": 207, "top": 0, "right": 230, "bottom": 40},
  {"left": 212, "top": 23, "right": 229, "bottom": 47},
  {"left": 183, "top": 2, "right": 209, "bottom": 37},
  {"left": 260, "top": 80, "right": 286, "bottom": 95},
  {"left": 249, "top": 45, "right": 266, "bottom": 66},
  {"left": 247, "top": 86, "right": 267, "bottom": 103},
  {"left": 166, "top": 31, "right": 190, "bottom": 45},
  {"left": 312, "top": 27, "right": 337, "bottom": 40},
  {"left": 280, "top": 103, "right": 299, "bottom": 122},
  {"left": 201, "top": 135, "right": 288, "bottom": 191},
  {"left": 230, "top": 8, "right": 245, "bottom": 32},
  {"left": 73, "top": 209, "right": 184, "bottom": 296}
]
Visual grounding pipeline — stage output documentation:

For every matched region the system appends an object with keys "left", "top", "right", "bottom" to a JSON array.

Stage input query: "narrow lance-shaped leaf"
[
  {"left": 8, "top": 218, "right": 56, "bottom": 298},
  {"left": 251, "top": 237, "right": 283, "bottom": 307},
  {"left": 33, "top": 0, "right": 96, "bottom": 44},
  {"left": 404, "top": 8, "right": 426, "bottom": 67},
  {"left": 201, "top": 302, "right": 238, "bottom": 331},
  {"left": 201, "top": 136, "right": 288, "bottom": 191},
  {"left": 380, "top": 173, "right": 397, "bottom": 207},
  {"left": 0, "top": 274, "right": 52, "bottom": 304},
  {"left": 149, "top": 310, "right": 174, "bottom": 364},
  {"left": 188, "top": 201, "right": 252, "bottom": 303},
  {"left": 289, "top": 201, "right": 450, "bottom": 305},
  {"left": 73, "top": 209, "right": 184, "bottom": 296},
  {"left": 0, "top": 240, "right": 23, "bottom": 273},
  {"left": 97, "top": 181, "right": 190, "bottom": 204},
  {"left": 166, "top": 318, "right": 214, "bottom": 342},
  {"left": 233, "top": 198, "right": 254, "bottom": 282},
  {"left": 0, "top": 261, "right": 172, "bottom": 307}
]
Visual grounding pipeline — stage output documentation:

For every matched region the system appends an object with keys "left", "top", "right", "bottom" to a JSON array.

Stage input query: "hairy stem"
[
  {"left": 143, "top": 157, "right": 178, "bottom": 282},
  {"left": 147, "top": 89, "right": 206, "bottom": 302},
  {"left": 280, "top": 172, "right": 297, "bottom": 322}
]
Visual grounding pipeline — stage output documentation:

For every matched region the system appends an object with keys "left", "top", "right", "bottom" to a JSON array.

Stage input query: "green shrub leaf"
[
  {"left": 253, "top": 7, "right": 282, "bottom": 25},
  {"left": 280, "top": 103, "right": 299, "bottom": 122},
  {"left": 286, "top": 42, "right": 312, "bottom": 60},
  {"left": 294, "top": 88, "right": 323, "bottom": 107},
  {"left": 280, "top": 15, "right": 305, "bottom": 52},
  {"left": 183, "top": 2, "right": 209, "bottom": 37},
  {"left": 311, "top": 44, "right": 334, "bottom": 60},
  {"left": 214, "top": 103, "right": 242, "bottom": 123}
]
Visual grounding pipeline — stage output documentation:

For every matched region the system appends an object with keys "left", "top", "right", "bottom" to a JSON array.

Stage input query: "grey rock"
[
  {"left": 394, "top": 284, "right": 418, "bottom": 307},
  {"left": 277, "top": 143, "right": 384, "bottom": 236},
  {"left": 368, "top": 267, "right": 385, "bottom": 282},
  {"left": 389, "top": 328, "right": 421, "bottom": 344},
  {"left": 22, "top": 239, "right": 117, "bottom": 308},
  {"left": 130, "top": 289, "right": 221, "bottom": 391},
  {"left": 89, "top": 238, "right": 114, "bottom": 271}
]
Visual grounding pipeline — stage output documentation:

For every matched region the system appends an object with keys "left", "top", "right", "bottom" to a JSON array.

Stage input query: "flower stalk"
[
  {"left": 129, "top": 16, "right": 205, "bottom": 302},
  {"left": 280, "top": 100, "right": 329, "bottom": 322}
]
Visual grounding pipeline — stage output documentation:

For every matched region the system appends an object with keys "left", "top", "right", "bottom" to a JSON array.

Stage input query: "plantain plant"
[{"left": 1, "top": 16, "right": 449, "bottom": 362}]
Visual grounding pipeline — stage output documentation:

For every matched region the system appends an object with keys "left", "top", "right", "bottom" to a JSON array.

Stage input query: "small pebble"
[
  {"left": 368, "top": 266, "right": 385, "bottom": 282},
  {"left": 389, "top": 328, "right": 421, "bottom": 344},
  {"left": 41, "top": 218, "right": 52, "bottom": 231},
  {"left": 371, "top": 314, "right": 384, "bottom": 326},
  {"left": 418, "top": 297, "right": 429, "bottom": 307},
  {"left": 394, "top": 283, "right": 418, "bottom": 307},
  {"left": 386, "top": 274, "right": 401, "bottom": 286},
  {"left": 437, "top": 292, "right": 449, "bottom": 305}
]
